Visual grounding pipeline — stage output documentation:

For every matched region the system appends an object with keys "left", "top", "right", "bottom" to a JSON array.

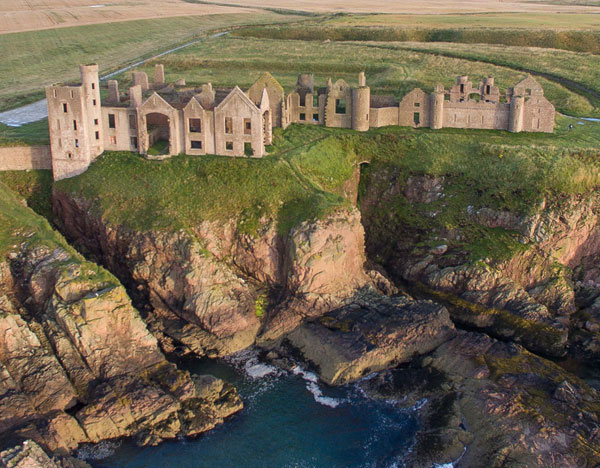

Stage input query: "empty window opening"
[
  {"left": 109, "top": 136, "right": 117, "bottom": 145},
  {"left": 67, "top": 153, "right": 73, "bottom": 159},
  {"left": 92, "top": 83, "right": 95, "bottom": 90},
  {"left": 486, "top": 85, "right": 491, "bottom": 94},
  {"left": 225, "top": 117, "right": 233, "bottom": 134},
  {"left": 73, "top": 120, "right": 77, "bottom": 130},
  {"left": 244, "top": 119, "right": 252, "bottom": 134},
  {"left": 366, "top": 113, "right": 369, "bottom": 121},
  {"left": 299, "top": 113, "right": 306, "bottom": 121},
  {"left": 244, "top": 142, "right": 253, "bottom": 156},
  {"left": 94, "top": 118, "right": 99, "bottom": 125},
  {"left": 129, "top": 114, "right": 137, "bottom": 130},
  {"left": 63, "top": 103, "right": 68, "bottom": 113},
  {"left": 414, "top": 102, "right": 420, "bottom": 108},
  {"left": 191, "top": 140, "right": 202, "bottom": 149},
  {"left": 108, "top": 114, "right": 116, "bottom": 129},
  {"left": 335, "top": 99, "right": 346, "bottom": 114},
  {"left": 75, "top": 139, "right": 79, "bottom": 148},
  {"left": 93, "top": 99, "right": 97, "bottom": 106},
  {"left": 299, "top": 94, "right": 306, "bottom": 106},
  {"left": 189, "top": 118, "right": 202, "bottom": 133},
  {"left": 95, "top": 131, "right": 100, "bottom": 140},
  {"left": 313, "top": 94, "right": 319, "bottom": 108},
  {"left": 460, "top": 84, "right": 465, "bottom": 93},
  {"left": 313, "top": 113, "right": 319, "bottom": 122},
  {"left": 413, "top": 112, "right": 420, "bottom": 126},
  {"left": 131, "top": 136, "right": 138, "bottom": 149},
  {"left": 53, "top": 89, "right": 57, "bottom": 98},
  {"left": 226, "top": 141, "right": 233, "bottom": 151}
]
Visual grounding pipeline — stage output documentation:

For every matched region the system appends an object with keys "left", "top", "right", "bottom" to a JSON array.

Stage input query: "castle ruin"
[{"left": 46, "top": 65, "right": 555, "bottom": 180}]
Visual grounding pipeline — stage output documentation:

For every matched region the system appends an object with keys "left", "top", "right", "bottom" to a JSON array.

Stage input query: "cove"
[{"left": 84, "top": 351, "right": 419, "bottom": 468}]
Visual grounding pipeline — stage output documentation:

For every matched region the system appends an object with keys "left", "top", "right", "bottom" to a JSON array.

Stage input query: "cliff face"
[
  {"left": 52, "top": 189, "right": 375, "bottom": 357},
  {"left": 0, "top": 185, "right": 242, "bottom": 455},
  {"left": 360, "top": 168, "right": 600, "bottom": 358}
]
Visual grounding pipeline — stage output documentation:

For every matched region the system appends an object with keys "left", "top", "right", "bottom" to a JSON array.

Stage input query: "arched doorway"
[{"left": 146, "top": 112, "right": 170, "bottom": 155}]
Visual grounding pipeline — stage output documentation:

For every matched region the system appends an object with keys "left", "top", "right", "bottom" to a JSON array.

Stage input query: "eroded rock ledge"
[{"left": 0, "top": 242, "right": 241, "bottom": 455}]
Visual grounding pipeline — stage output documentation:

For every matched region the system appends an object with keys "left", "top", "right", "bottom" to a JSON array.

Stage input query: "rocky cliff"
[
  {"left": 360, "top": 167, "right": 600, "bottom": 359},
  {"left": 52, "top": 189, "right": 384, "bottom": 358},
  {"left": 0, "top": 183, "right": 242, "bottom": 455}
]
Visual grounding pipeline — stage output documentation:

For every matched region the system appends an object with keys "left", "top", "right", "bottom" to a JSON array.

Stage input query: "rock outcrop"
[
  {"left": 52, "top": 189, "right": 374, "bottom": 357},
  {"left": 0, "top": 441, "right": 91, "bottom": 468},
  {"left": 360, "top": 168, "right": 600, "bottom": 357},
  {"left": 0, "top": 185, "right": 242, "bottom": 455},
  {"left": 282, "top": 291, "right": 456, "bottom": 385},
  {"left": 362, "top": 331, "right": 600, "bottom": 468}
]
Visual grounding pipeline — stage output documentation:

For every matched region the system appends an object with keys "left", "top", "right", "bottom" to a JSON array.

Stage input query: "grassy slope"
[
  {"left": 0, "top": 12, "right": 300, "bottom": 111},
  {"left": 122, "top": 35, "right": 592, "bottom": 117},
  {"left": 56, "top": 115, "right": 600, "bottom": 262},
  {"left": 0, "top": 120, "right": 50, "bottom": 146},
  {"left": 0, "top": 170, "right": 53, "bottom": 221}
]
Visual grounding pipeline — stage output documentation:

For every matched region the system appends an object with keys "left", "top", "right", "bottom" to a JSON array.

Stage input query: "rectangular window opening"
[
  {"left": 129, "top": 114, "right": 137, "bottom": 130},
  {"left": 63, "top": 103, "right": 68, "bottom": 113},
  {"left": 131, "top": 136, "right": 138, "bottom": 149},
  {"left": 225, "top": 141, "right": 233, "bottom": 151},
  {"left": 109, "top": 135, "right": 117, "bottom": 145},
  {"left": 108, "top": 114, "right": 116, "bottom": 129},
  {"left": 413, "top": 112, "right": 420, "bottom": 126},
  {"left": 299, "top": 94, "right": 306, "bottom": 107},
  {"left": 299, "top": 113, "right": 306, "bottom": 121},
  {"left": 94, "top": 118, "right": 99, "bottom": 125},
  {"left": 93, "top": 99, "right": 97, "bottom": 106},
  {"left": 191, "top": 140, "right": 202, "bottom": 149},
  {"left": 313, "top": 113, "right": 319, "bottom": 122},
  {"left": 73, "top": 120, "right": 77, "bottom": 131},
  {"left": 460, "top": 84, "right": 465, "bottom": 93},
  {"left": 414, "top": 102, "right": 420, "bottom": 108},
  {"left": 244, "top": 142, "right": 253, "bottom": 156},
  {"left": 67, "top": 153, "right": 73, "bottom": 159},
  {"left": 75, "top": 139, "right": 79, "bottom": 148},
  {"left": 189, "top": 118, "right": 202, "bottom": 133},
  {"left": 313, "top": 94, "right": 319, "bottom": 108},
  {"left": 225, "top": 117, "right": 233, "bottom": 134},
  {"left": 244, "top": 118, "right": 252, "bottom": 135},
  {"left": 92, "top": 83, "right": 96, "bottom": 90},
  {"left": 53, "top": 89, "right": 57, "bottom": 98},
  {"left": 335, "top": 99, "right": 346, "bottom": 114},
  {"left": 95, "top": 131, "right": 100, "bottom": 140},
  {"left": 486, "top": 85, "right": 491, "bottom": 94}
]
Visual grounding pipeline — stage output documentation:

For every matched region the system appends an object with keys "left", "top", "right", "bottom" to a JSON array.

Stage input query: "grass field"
[
  {"left": 0, "top": 12, "right": 300, "bottom": 111},
  {"left": 121, "top": 35, "right": 594, "bottom": 117},
  {"left": 0, "top": 120, "right": 50, "bottom": 146}
]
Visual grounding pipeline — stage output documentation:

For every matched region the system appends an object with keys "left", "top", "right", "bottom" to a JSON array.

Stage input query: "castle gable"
[
  {"left": 247, "top": 72, "right": 284, "bottom": 106},
  {"left": 183, "top": 96, "right": 205, "bottom": 113},
  {"left": 216, "top": 86, "right": 260, "bottom": 114},
  {"left": 139, "top": 92, "right": 176, "bottom": 114},
  {"left": 513, "top": 76, "right": 544, "bottom": 96}
]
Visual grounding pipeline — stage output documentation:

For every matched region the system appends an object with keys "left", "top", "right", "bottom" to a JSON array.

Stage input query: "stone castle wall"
[{"left": 0, "top": 146, "right": 52, "bottom": 171}]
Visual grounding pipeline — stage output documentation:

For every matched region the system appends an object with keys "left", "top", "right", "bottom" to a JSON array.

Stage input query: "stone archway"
[{"left": 145, "top": 112, "right": 171, "bottom": 155}]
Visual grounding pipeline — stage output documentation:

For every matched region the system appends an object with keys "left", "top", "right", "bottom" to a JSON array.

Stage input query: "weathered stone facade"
[{"left": 46, "top": 65, "right": 555, "bottom": 181}]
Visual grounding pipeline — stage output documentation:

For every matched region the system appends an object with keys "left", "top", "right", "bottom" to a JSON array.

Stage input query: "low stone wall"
[{"left": 0, "top": 146, "right": 52, "bottom": 171}]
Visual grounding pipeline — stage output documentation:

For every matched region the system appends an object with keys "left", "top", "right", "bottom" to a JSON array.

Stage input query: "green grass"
[
  {"left": 0, "top": 12, "right": 301, "bottom": 111},
  {"left": 147, "top": 140, "right": 170, "bottom": 156},
  {"left": 0, "top": 170, "right": 53, "bottom": 221},
  {"left": 235, "top": 18, "right": 600, "bottom": 54},
  {"left": 0, "top": 119, "right": 50, "bottom": 146},
  {"left": 119, "top": 35, "right": 593, "bottom": 117}
]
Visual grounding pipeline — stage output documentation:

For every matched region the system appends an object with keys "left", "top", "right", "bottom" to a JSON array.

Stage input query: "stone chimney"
[{"left": 107, "top": 80, "right": 120, "bottom": 104}]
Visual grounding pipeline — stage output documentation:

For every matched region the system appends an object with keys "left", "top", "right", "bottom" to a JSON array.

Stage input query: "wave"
[{"left": 291, "top": 365, "right": 344, "bottom": 408}]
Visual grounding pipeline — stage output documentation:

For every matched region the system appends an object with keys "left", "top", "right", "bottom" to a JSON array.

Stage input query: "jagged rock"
[
  {"left": 53, "top": 190, "right": 376, "bottom": 355},
  {"left": 0, "top": 441, "right": 90, "bottom": 468},
  {"left": 361, "top": 331, "right": 600, "bottom": 468},
  {"left": 283, "top": 291, "right": 456, "bottom": 385}
]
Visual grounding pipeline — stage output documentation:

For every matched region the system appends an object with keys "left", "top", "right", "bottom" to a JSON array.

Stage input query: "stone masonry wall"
[{"left": 0, "top": 146, "right": 52, "bottom": 171}]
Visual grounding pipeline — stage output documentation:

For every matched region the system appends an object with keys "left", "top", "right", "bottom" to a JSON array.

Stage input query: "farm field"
[
  {"left": 0, "top": 0, "right": 255, "bottom": 34},
  {"left": 121, "top": 35, "right": 596, "bottom": 117},
  {"left": 0, "top": 12, "right": 299, "bottom": 111}
]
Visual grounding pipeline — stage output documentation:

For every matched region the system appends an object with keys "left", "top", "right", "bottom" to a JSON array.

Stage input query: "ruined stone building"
[{"left": 46, "top": 65, "right": 555, "bottom": 180}]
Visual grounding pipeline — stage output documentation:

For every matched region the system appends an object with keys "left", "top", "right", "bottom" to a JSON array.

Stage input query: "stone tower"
[
  {"left": 46, "top": 65, "right": 104, "bottom": 180},
  {"left": 351, "top": 72, "right": 370, "bottom": 132},
  {"left": 509, "top": 94, "right": 525, "bottom": 133},
  {"left": 430, "top": 84, "right": 445, "bottom": 130}
]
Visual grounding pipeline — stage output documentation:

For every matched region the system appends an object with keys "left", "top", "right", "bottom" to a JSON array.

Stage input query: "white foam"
[
  {"left": 306, "top": 381, "right": 341, "bottom": 408},
  {"left": 76, "top": 440, "right": 121, "bottom": 460},
  {"left": 291, "top": 365, "right": 319, "bottom": 383},
  {"left": 245, "top": 362, "right": 277, "bottom": 379}
]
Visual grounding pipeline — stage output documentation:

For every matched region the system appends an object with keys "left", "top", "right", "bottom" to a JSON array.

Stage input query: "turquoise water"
[{"left": 86, "top": 351, "right": 419, "bottom": 468}]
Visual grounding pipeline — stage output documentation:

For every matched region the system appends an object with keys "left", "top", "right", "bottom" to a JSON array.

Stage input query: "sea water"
[{"left": 85, "top": 350, "right": 419, "bottom": 468}]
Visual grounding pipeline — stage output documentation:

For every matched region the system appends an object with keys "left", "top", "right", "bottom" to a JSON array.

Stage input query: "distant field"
[
  {"left": 0, "top": 0, "right": 255, "bottom": 34},
  {"left": 186, "top": 0, "right": 600, "bottom": 13},
  {"left": 0, "top": 12, "right": 299, "bottom": 111},
  {"left": 122, "top": 35, "right": 595, "bottom": 117}
]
